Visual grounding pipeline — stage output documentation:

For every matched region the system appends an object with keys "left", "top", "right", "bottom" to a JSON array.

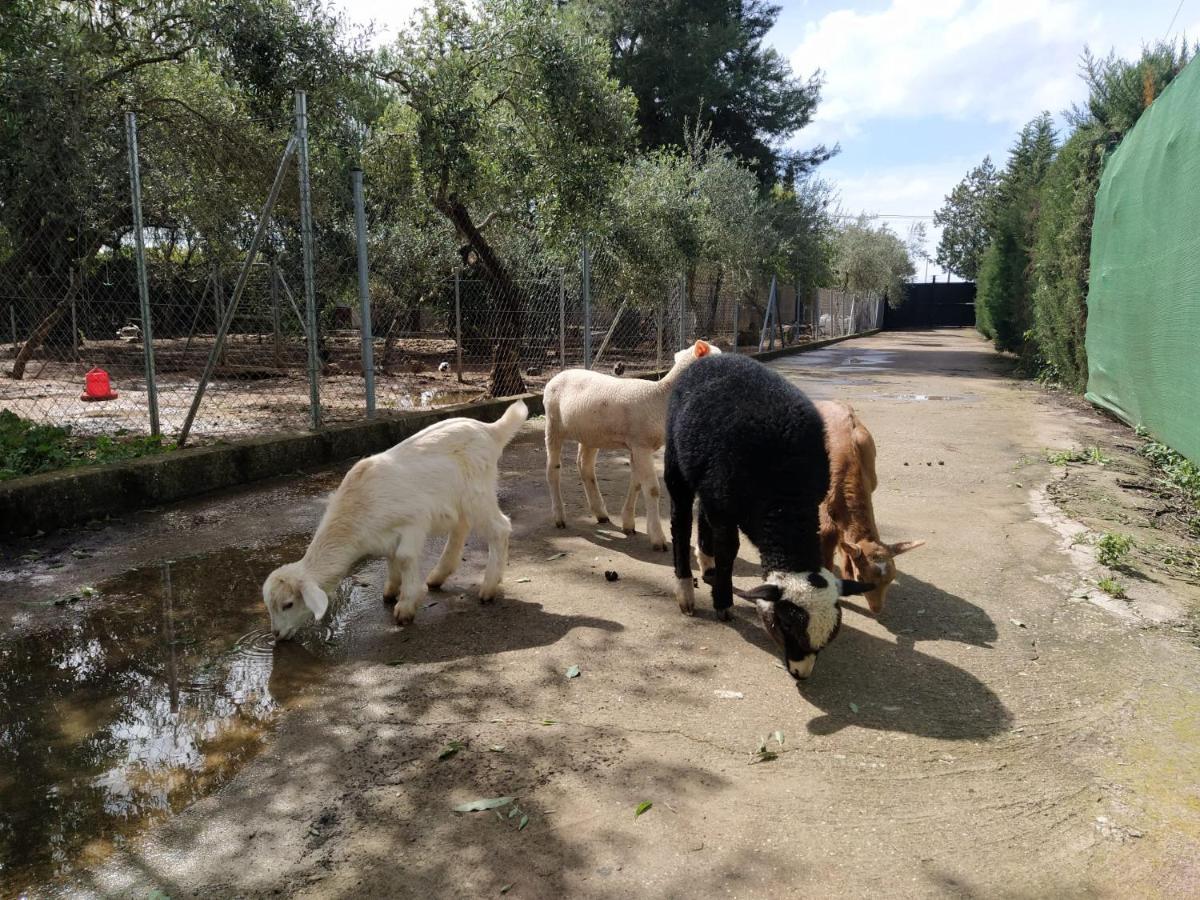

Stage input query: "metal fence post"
[
  {"left": 656, "top": 303, "right": 663, "bottom": 369},
  {"left": 581, "top": 237, "right": 592, "bottom": 368},
  {"left": 678, "top": 272, "right": 686, "bottom": 350},
  {"left": 732, "top": 294, "right": 739, "bottom": 353},
  {"left": 9, "top": 305, "right": 16, "bottom": 351},
  {"left": 270, "top": 260, "right": 282, "bottom": 367},
  {"left": 296, "top": 91, "right": 321, "bottom": 430},
  {"left": 70, "top": 296, "right": 78, "bottom": 362},
  {"left": 455, "top": 269, "right": 464, "bottom": 383},
  {"left": 351, "top": 168, "right": 375, "bottom": 418},
  {"left": 125, "top": 111, "right": 160, "bottom": 438},
  {"left": 558, "top": 269, "right": 566, "bottom": 371}
]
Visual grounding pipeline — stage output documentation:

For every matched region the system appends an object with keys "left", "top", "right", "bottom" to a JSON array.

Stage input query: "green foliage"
[
  {"left": 1139, "top": 428, "right": 1200, "bottom": 503},
  {"left": 589, "top": 0, "right": 830, "bottom": 184},
  {"left": 832, "top": 216, "right": 916, "bottom": 302},
  {"left": 1096, "top": 577, "right": 1126, "bottom": 599},
  {"left": 934, "top": 157, "right": 1000, "bottom": 281},
  {"left": 1045, "top": 446, "right": 1109, "bottom": 465},
  {"left": 1095, "top": 532, "right": 1133, "bottom": 568},
  {"left": 0, "top": 411, "right": 168, "bottom": 480},
  {"left": 975, "top": 113, "right": 1057, "bottom": 356}
]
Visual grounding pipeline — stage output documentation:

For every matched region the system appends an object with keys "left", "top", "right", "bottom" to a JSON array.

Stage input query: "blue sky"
[{"left": 341, "top": 0, "right": 1199, "bottom": 277}]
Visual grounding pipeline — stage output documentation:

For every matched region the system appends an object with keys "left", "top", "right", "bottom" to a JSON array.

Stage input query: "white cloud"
[{"left": 791, "top": 0, "right": 1110, "bottom": 134}]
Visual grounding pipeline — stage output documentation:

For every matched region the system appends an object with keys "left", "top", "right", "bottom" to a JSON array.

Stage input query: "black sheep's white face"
[{"left": 736, "top": 569, "right": 871, "bottom": 679}]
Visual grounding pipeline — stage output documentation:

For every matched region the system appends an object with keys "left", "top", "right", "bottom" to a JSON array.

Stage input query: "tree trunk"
[
  {"left": 436, "top": 197, "right": 526, "bottom": 397},
  {"left": 10, "top": 269, "right": 78, "bottom": 380},
  {"left": 702, "top": 266, "right": 724, "bottom": 335}
]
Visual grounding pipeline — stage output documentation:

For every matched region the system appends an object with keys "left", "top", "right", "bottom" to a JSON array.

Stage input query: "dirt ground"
[{"left": 4, "top": 329, "right": 1200, "bottom": 899}]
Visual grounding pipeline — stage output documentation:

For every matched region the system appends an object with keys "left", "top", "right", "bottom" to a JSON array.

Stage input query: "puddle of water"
[{"left": 0, "top": 541, "right": 369, "bottom": 897}]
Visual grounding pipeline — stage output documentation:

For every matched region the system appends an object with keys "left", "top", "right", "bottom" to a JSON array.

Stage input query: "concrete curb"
[{"left": 0, "top": 329, "right": 878, "bottom": 537}]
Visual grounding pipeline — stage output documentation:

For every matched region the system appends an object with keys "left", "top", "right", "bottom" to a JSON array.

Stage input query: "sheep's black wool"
[{"left": 665, "top": 353, "right": 831, "bottom": 614}]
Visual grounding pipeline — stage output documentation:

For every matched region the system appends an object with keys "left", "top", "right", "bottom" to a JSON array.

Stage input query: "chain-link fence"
[{"left": 1, "top": 92, "right": 883, "bottom": 447}]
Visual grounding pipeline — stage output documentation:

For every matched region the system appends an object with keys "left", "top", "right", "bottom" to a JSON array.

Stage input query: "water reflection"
[{"left": 0, "top": 541, "right": 334, "bottom": 896}]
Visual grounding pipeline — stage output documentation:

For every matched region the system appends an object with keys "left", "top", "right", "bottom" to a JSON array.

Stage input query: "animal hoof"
[
  {"left": 714, "top": 607, "right": 731, "bottom": 622},
  {"left": 676, "top": 578, "right": 696, "bottom": 615},
  {"left": 382, "top": 593, "right": 398, "bottom": 606},
  {"left": 480, "top": 587, "right": 503, "bottom": 604},
  {"left": 652, "top": 542, "right": 668, "bottom": 553},
  {"left": 393, "top": 609, "right": 415, "bottom": 626},
  {"left": 597, "top": 516, "right": 610, "bottom": 524},
  {"left": 425, "top": 580, "right": 444, "bottom": 591},
  {"left": 554, "top": 520, "right": 566, "bottom": 529}
]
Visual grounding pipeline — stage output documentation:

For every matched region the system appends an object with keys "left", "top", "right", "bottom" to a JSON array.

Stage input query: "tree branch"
[{"left": 94, "top": 46, "right": 196, "bottom": 88}]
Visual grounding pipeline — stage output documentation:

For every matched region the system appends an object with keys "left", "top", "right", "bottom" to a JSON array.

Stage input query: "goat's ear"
[
  {"left": 693, "top": 339, "right": 711, "bottom": 358},
  {"left": 840, "top": 541, "right": 867, "bottom": 564},
  {"left": 838, "top": 579, "right": 873, "bottom": 597},
  {"left": 733, "top": 583, "right": 783, "bottom": 603},
  {"left": 889, "top": 539, "right": 926, "bottom": 556},
  {"left": 300, "top": 581, "right": 329, "bottom": 620}
]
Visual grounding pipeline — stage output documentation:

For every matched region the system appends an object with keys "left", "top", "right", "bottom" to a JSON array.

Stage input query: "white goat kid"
[
  {"left": 263, "top": 400, "right": 528, "bottom": 639},
  {"left": 542, "top": 340, "right": 719, "bottom": 550}
]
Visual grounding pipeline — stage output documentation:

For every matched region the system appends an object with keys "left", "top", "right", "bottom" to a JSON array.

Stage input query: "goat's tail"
[{"left": 487, "top": 399, "right": 529, "bottom": 448}]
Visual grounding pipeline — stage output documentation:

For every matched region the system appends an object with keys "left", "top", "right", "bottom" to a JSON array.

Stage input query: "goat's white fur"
[
  {"left": 262, "top": 400, "right": 528, "bottom": 639},
  {"left": 543, "top": 341, "right": 720, "bottom": 549}
]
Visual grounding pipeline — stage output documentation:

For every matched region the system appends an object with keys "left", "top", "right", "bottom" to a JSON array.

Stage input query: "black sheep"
[{"left": 664, "top": 353, "right": 871, "bottom": 679}]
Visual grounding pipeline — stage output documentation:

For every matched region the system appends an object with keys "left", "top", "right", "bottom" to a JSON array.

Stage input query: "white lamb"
[
  {"left": 262, "top": 400, "right": 528, "bottom": 640},
  {"left": 543, "top": 340, "right": 720, "bottom": 550}
]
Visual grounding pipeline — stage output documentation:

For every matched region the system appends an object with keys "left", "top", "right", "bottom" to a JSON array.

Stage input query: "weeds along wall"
[{"left": 1085, "top": 55, "right": 1200, "bottom": 464}]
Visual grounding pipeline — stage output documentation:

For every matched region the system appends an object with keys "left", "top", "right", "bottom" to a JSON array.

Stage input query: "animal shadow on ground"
[
  {"left": 723, "top": 593, "right": 1010, "bottom": 741},
  {"left": 577, "top": 523, "right": 760, "bottom": 578},
  {"left": 844, "top": 572, "right": 999, "bottom": 650}
]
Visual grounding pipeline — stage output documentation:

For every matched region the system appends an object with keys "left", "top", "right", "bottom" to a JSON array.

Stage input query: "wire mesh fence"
[{"left": 1, "top": 92, "right": 884, "bottom": 449}]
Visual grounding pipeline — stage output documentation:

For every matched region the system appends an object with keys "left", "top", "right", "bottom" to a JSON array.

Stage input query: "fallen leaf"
[
  {"left": 546, "top": 552, "right": 567, "bottom": 561},
  {"left": 438, "top": 740, "right": 466, "bottom": 760},
  {"left": 1010, "top": 618, "right": 1027, "bottom": 628},
  {"left": 565, "top": 665, "right": 581, "bottom": 679},
  {"left": 515, "top": 577, "right": 532, "bottom": 583},
  {"left": 634, "top": 801, "right": 653, "bottom": 819},
  {"left": 772, "top": 730, "right": 785, "bottom": 747},
  {"left": 488, "top": 745, "right": 506, "bottom": 753},
  {"left": 500, "top": 885, "right": 514, "bottom": 895},
  {"left": 713, "top": 690, "right": 744, "bottom": 700},
  {"left": 518, "top": 814, "right": 529, "bottom": 830},
  {"left": 849, "top": 702, "right": 860, "bottom": 714},
  {"left": 453, "top": 797, "right": 515, "bottom": 813},
  {"left": 541, "top": 719, "right": 556, "bottom": 726},
  {"left": 508, "top": 807, "right": 520, "bottom": 819}
]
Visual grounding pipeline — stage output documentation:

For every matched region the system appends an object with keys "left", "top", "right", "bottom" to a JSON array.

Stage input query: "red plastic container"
[{"left": 80, "top": 367, "right": 118, "bottom": 402}]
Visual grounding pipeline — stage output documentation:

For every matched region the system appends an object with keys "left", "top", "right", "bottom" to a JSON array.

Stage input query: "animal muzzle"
[{"left": 786, "top": 654, "right": 816, "bottom": 679}]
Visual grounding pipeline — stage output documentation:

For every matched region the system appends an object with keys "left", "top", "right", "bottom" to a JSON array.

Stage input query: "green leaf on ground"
[
  {"left": 849, "top": 702, "right": 860, "bottom": 714},
  {"left": 565, "top": 665, "right": 581, "bottom": 679},
  {"left": 438, "top": 740, "right": 466, "bottom": 760},
  {"left": 500, "top": 885, "right": 513, "bottom": 895},
  {"left": 541, "top": 719, "right": 556, "bottom": 726},
  {"left": 546, "top": 552, "right": 567, "bottom": 560},
  {"left": 518, "top": 814, "right": 529, "bottom": 830},
  {"left": 515, "top": 577, "right": 532, "bottom": 583},
  {"left": 453, "top": 796, "right": 515, "bottom": 813},
  {"left": 634, "top": 801, "right": 653, "bottom": 819}
]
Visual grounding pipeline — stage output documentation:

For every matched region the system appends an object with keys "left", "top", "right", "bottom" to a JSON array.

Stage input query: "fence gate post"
[
  {"left": 351, "top": 168, "right": 375, "bottom": 417},
  {"left": 295, "top": 90, "right": 321, "bottom": 430},
  {"left": 124, "top": 111, "right": 160, "bottom": 438},
  {"left": 732, "top": 294, "right": 739, "bottom": 353},
  {"left": 678, "top": 273, "right": 687, "bottom": 350},
  {"left": 455, "top": 269, "right": 464, "bottom": 383},
  {"left": 558, "top": 269, "right": 566, "bottom": 372},
  {"left": 9, "top": 305, "right": 16, "bottom": 351},
  {"left": 270, "top": 260, "right": 282, "bottom": 367},
  {"left": 70, "top": 296, "right": 78, "bottom": 362},
  {"left": 581, "top": 237, "right": 592, "bottom": 368},
  {"left": 656, "top": 302, "right": 663, "bottom": 369}
]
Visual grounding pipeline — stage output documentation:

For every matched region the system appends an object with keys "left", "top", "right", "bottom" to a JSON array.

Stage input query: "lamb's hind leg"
[
  {"left": 427, "top": 512, "right": 469, "bottom": 590},
  {"left": 619, "top": 461, "right": 640, "bottom": 535},
  {"left": 546, "top": 424, "right": 567, "bottom": 529},
  {"left": 696, "top": 504, "right": 716, "bottom": 575},
  {"left": 710, "top": 521, "right": 740, "bottom": 621},
  {"left": 477, "top": 505, "right": 511, "bottom": 603},
  {"left": 664, "top": 454, "right": 695, "bottom": 615},
  {"left": 578, "top": 444, "right": 611, "bottom": 524},
  {"left": 630, "top": 447, "right": 667, "bottom": 551}
]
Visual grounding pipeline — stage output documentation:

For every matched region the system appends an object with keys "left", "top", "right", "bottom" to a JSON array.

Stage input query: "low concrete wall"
[{"left": 0, "top": 329, "right": 878, "bottom": 537}]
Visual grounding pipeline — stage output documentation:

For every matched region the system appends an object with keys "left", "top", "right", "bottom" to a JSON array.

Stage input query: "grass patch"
[
  {"left": 1136, "top": 427, "right": 1200, "bottom": 505},
  {"left": 0, "top": 411, "right": 169, "bottom": 481},
  {"left": 1046, "top": 446, "right": 1110, "bottom": 466},
  {"left": 1095, "top": 531, "right": 1133, "bottom": 568},
  {"left": 1096, "top": 577, "right": 1126, "bottom": 599}
]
